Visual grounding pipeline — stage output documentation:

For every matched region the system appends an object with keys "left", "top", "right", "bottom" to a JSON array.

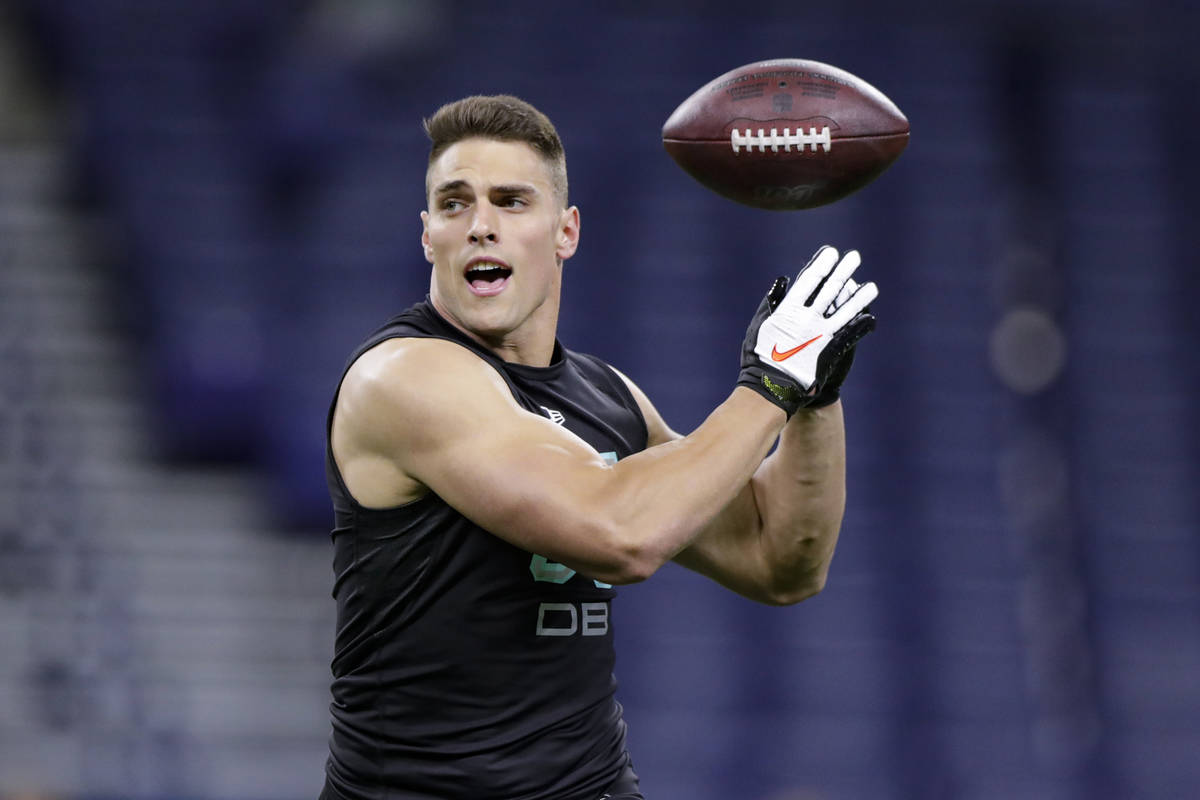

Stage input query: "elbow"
[
  {"left": 592, "top": 558, "right": 656, "bottom": 587},
  {"left": 767, "top": 573, "right": 825, "bottom": 606},
  {"left": 605, "top": 562, "right": 656, "bottom": 586},
  {"left": 593, "top": 522, "right": 669, "bottom": 586},
  {"left": 763, "top": 520, "right": 839, "bottom": 605},
  {"left": 765, "top": 559, "right": 830, "bottom": 606},
  {"left": 603, "top": 542, "right": 663, "bottom": 586}
]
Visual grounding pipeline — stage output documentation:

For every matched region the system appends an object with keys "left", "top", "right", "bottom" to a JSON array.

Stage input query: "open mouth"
[{"left": 464, "top": 260, "right": 513, "bottom": 296}]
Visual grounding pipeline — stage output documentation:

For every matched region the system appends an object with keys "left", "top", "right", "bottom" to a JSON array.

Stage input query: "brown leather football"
[{"left": 663, "top": 59, "right": 909, "bottom": 210}]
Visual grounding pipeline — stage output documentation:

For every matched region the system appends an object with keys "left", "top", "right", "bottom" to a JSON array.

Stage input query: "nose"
[{"left": 468, "top": 203, "right": 498, "bottom": 245}]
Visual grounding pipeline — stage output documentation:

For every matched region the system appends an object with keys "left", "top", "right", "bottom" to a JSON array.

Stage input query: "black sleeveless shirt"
[{"left": 323, "top": 300, "right": 649, "bottom": 799}]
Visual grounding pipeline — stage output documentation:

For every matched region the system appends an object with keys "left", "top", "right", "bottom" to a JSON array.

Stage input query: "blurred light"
[
  {"left": 989, "top": 307, "right": 1067, "bottom": 394},
  {"left": 307, "top": 0, "right": 443, "bottom": 58}
]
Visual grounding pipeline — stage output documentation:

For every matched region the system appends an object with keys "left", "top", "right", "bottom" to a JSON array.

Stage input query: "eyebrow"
[
  {"left": 432, "top": 180, "right": 540, "bottom": 198},
  {"left": 432, "top": 179, "right": 470, "bottom": 198},
  {"left": 489, "top": 183, "right": 538, "bottom": 197}
]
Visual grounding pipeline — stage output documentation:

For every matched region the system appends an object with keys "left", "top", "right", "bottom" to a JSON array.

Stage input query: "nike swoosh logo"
[{"left": 771, "top": 335, "right": 822, "bottom": 361}]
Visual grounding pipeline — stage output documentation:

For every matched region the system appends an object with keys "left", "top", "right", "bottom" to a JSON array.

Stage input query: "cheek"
[
  {"left": 522, "top": 226, "right": 561, "bottom": 264},
  {"left": 522, "top": 245, "right": 559, "bottom": 283},
  {"left": 426, "top": 227, "right": 456, "bottom": 262}
]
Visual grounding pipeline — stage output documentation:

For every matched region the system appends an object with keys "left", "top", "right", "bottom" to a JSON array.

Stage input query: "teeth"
[{"left": 467, "top": 262, "right": 508, "bottom": 275}]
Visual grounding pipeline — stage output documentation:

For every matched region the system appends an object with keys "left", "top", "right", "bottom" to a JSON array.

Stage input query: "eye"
[
  {"left": 497, "top": 195, "right": 528, "bottom": 209},
  {"left": 440, "top": 198, "right": 465, "bottom": 213}
]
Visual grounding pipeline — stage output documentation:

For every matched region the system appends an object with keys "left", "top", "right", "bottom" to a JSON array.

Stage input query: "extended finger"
[
  {"left": 828, "top": 280, "right": 879, "bottom": 330},
  {"left": 790, "top": 245, "right": 840, "bottom": 305},
  {"left": 827, "top": 277, "right": 858, "bottom": 314},
  {"left": 813, "top": 250, "right": 862, "bottom": 313},
  {"left": 766, "top": 275, "right": 790, "bottom": 313}
]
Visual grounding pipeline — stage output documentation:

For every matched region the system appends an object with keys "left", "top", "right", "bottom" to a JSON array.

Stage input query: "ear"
[
  {"left": 555, "top": 206, "right": 581, "bottom": 262},
  {"left": 420, "top": 210, "right": 434, "bottom": 264}
]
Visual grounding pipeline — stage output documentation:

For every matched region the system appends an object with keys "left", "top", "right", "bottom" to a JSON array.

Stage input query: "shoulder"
[
  {"left": 344, "top": 335, "right": 490, "bottom": 392},
  {"left": 338, "top": 336, "right": 513, "bottom": 439},
  {"left": 331, "top": 337, "right": 523, "bottom": 506}
]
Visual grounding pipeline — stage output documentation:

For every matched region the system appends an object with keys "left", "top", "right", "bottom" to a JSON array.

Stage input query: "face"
[{"left": 421, "top": 138, "right": 579, "bottom": 355}]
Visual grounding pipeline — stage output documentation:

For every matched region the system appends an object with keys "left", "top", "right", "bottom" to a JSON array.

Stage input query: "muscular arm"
[
  {"left": 616, "top": 370, "right": 846, "bottom": 606},
  {"left": 331, "top": 337, "right": 788, "bottom": 586}
]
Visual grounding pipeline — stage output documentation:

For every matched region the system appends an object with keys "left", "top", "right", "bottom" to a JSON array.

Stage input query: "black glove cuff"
[
  {"left": 737, "top": 364, "right": 809, "bottom": 418},
  {"left": 805, "top": 347, "right": 855, "bottom": 408},
  {"left": 804, "top": 387, "right": 842, "bottom": 409}
]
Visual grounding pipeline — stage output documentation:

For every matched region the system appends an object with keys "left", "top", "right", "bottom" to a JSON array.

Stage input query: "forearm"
[
  {"left": 752, "top": 399, "right": 847, "bottom": 599},
  {"left": 640, "top": 245, "right": 874, "bottom": 600},
  {"left": 604, "top": 387, "right": 785, "bottom": 577}
]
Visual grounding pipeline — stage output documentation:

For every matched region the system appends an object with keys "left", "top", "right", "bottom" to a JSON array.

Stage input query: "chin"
[{"left": 456, "top": 296, "right": 523, "bottom": 338}]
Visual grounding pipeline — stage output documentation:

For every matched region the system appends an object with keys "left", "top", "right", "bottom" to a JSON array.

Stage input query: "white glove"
[{"left": 754, "top": 245, "right": 879, "bottom": 391}]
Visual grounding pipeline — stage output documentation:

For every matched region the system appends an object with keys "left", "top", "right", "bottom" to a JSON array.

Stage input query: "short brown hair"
[{"left": 423, "top": 94, "right": 569, "bottom": 207}]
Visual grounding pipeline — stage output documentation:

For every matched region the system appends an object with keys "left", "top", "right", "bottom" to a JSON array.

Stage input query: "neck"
[
  {"left": 428, "top": 293, "right": 561, "bottom": 368},
  {"left": 477, "top": 308, "right": 559, "bottom": 366}
]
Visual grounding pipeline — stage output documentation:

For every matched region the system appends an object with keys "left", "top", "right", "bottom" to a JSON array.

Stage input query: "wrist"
[
  {"left": 791, "top": 396, "right": 840, "bottom": 416},
  {"left": 736, "top": 365, "right": 809, "bottom": 419},
  {"left": 804, "top": 388, "right": 841, "bottom": 409},
  {"left": 724, "top": 386, "right": 792, "bottom": 431}
]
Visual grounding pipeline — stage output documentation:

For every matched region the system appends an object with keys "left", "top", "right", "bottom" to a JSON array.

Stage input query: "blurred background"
[{"left": 1, "top": 0, "right": 1197, "bottom": 798}]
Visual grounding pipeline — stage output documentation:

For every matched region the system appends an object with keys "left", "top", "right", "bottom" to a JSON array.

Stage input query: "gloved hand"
[
  {"left": 738, "top": 245, "right": 878, "bottom": 417},
  {"left": 805, "top": 274, "right": 875, "bottom": 408}
]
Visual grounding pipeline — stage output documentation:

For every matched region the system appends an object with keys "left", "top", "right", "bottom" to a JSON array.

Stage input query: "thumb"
[{"left": 766, "top": 275, "right": 790, "bottom": 313}]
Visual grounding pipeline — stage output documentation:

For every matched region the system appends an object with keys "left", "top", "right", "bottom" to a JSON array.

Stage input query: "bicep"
[
  {"left": 339, "top": 339, "right": 625, "bottom": 577},
  {"left": 407, "top": 390, "right": 616, "bottom": 561}
]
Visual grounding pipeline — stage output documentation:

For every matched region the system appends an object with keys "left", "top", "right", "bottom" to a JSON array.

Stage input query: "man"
[{"left": 321, "top": 94, "right": 877, "bottom": 800}]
